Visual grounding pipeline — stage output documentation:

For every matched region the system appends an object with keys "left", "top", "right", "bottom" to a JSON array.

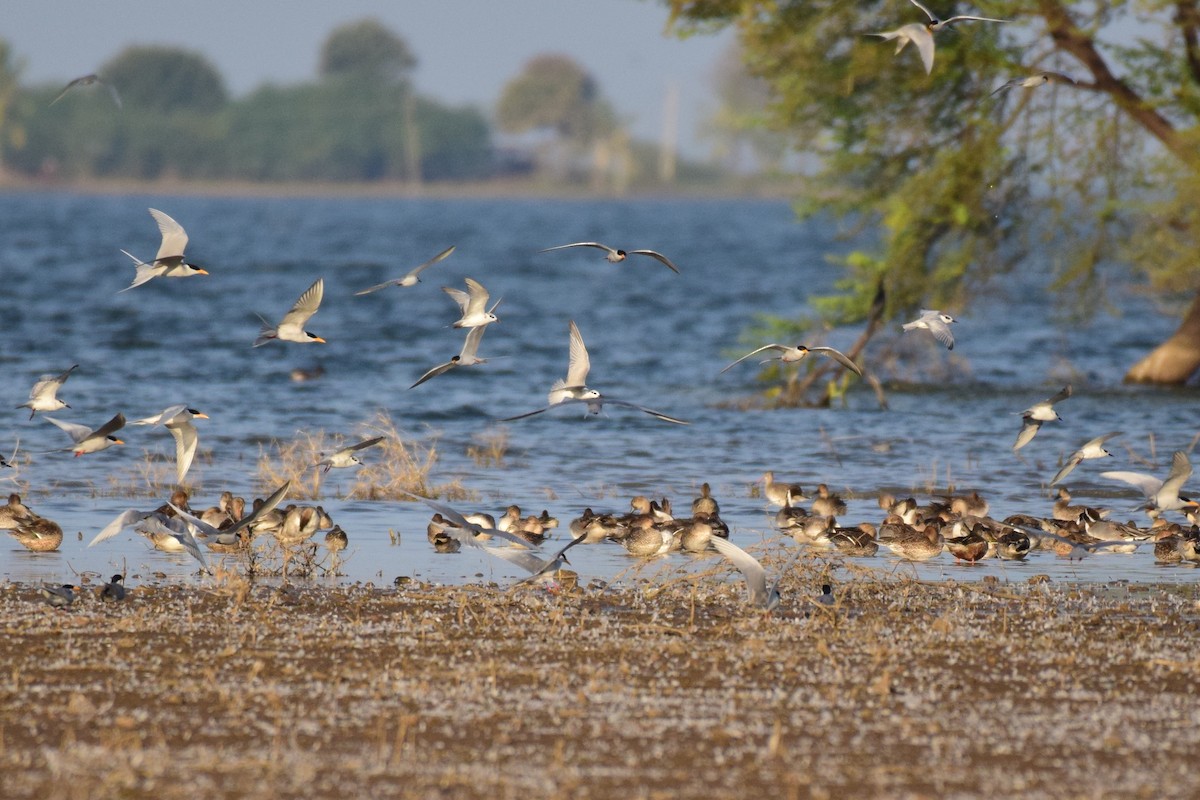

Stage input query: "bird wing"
[
  {"left": 928, "top": 318, "right": 955, "bottom": 349},
  {"left": 148, "top": 208, "right": 188, "bottom": 261},
  {"left": 911, "top": 26, "right": 936, "bottom": 74},
  {"left": 1082, "top": 431, "right": 1123, "bottom": 452},
  {"left": 1158, "top": 451, "right": 1193, "bottom": 502},
  {"left": 133, "top": 404, "right": 188, "bottom": 426},
  {"left": 91, "top": 413, "right": 127, "bottom": 440},
  {"left": 224, "top": 480, "right": 292, "bottom": 537},
  {"left": 907, "top": 0, "right": 937, "bottom": 22},
  {"left": 1050, "top": 455, "right": 1083, "bottom": 486},
  {"left": 281, "top": 278, "right": 324, "bottom": 327},
  {"left": 710, "top": 536, "right": 768, "bottom": 607},
  {"left": 628, "top": 250, "right": 681, "bottom": 274},
  {"left": 354, "top": 278, "right": 403, "bottom": 296},
  {"left": 43, "top": 416, "right": 95, "bottom": 444},
  {"left": 811, "top": 346, "right": 863, "bottom": 376},
  {"left": 1046, "top": 384, "right": 1073, "bottom": 406},
  {"left": 990, "top": 78, "right": 1022, "bottom": 97},
  {"left": 462, "top": 278, "right": 490, "bottom": 316},
  {"left": 1012, "top": 418, "right": 1042, "bottom": 452},
  {"left": 409, "top": 361, "right": 457, "bottom": 389},
  {"left": 404, "top": 245, "right": 456, "bottom": 280},
  {"left": 565, "top": 320, "right": 591, "bottom": 387},
  {"left": 1099, "top": 471, "right": 1163, "bottom": 498},
  {"left": 167, "top": 421, "right": 199, "bottom": 483},
  {"left": 348, "top": 436, "right": 386, "bottom": 453},
  {"left": 942, "top": 14, "right": 1009, "bottom": 24},
  {"left": 600, "top": 397, "right": 690, "bottom": 425},
  {"left": 540, "top": 242, "right": 616, "bottom": 256},
  {"left": 49, "top": 74, "right": 94, "bottom": 106},
  {"left": 89, "top": 509, "right": 149, "bottom": 546},
  {"left": 460, "top": 324, "right": 487, "bottom": 360},
  {"left": 404, "top": 492, "right": 542, "bottom": 550},
  {"left": 719, "top": 344, "right": 785, "bottom": 374},
  {"left": 104, "top": 80, "right": 123, "bottom": 109}
]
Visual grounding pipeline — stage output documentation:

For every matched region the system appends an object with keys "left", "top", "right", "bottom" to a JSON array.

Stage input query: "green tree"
[
  {"left": 0, "top": 40, "right": 26, "bottom": 176},
  {"left": 319, "top": 18, "right": 417, "bottom": 85},
  {"left": 101, "top": 45, "right": 228, "bottom": 112},
  {"left": 667, "top": 0, "right": 1200, "bottom": 385},
  {"left": 497, "top": 54, "right": 616, "bottom": 145}
]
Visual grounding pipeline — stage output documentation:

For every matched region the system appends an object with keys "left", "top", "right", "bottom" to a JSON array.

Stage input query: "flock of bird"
[{"left": 9, "top": 2, "right": 1189, "bottom": 611}]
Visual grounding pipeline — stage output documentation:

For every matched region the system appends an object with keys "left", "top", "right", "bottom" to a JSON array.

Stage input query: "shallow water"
[{"left": 1, "top": 191, "right": 1197, "bottom": 588}]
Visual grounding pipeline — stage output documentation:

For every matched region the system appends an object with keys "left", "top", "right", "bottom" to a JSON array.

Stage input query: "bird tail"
[
  {"left": 253, "top": 316, "right": 277, "bottom": 347},
  {"left": 901, "top": 321, "right": 919, "bottom": 332},
  {"left": 119, "top": 256, "right": 159, "bottom": 292}
]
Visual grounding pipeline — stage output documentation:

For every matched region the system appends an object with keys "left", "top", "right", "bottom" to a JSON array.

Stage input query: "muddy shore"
[{"left": 3, "top": 564, "right": 1199, "bottom": 799}]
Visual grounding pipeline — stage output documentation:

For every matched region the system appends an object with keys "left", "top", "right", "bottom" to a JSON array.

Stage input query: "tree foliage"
[
  {"left": 496, "top": 54, "right": 616, "bottom": 144},
  {"left": 102, "top": 45, "right": 228, "bottom": 113},
  {"left": 667, "top": 0, "right": 1200, "bottom": 382},
  {"left": 319, "top": 18, "right": 417, "bottom": 85}
]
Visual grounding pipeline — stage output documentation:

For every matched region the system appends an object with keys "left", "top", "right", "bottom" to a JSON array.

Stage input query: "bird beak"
[
  {"left": 194, "top": 413, "right": 210, "bottom": 419},
  {"left": 113, "top": 438, "right": 125, "bottom": 445},
  {"left": 313, "top": 336, "right": 327, "bottom": 344},
  {"left": 196, "top": 269, "right": 210, "bottom": 275}
]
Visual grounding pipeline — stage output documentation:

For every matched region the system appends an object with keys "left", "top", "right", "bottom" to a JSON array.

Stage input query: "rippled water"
[{"left": 1, "top": 190, "right": 1197, "bottom": 589}]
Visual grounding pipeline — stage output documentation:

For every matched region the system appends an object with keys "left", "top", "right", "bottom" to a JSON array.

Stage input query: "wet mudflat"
[{"left": 3, "top": 562, "right": 1199, "bottom": 799}]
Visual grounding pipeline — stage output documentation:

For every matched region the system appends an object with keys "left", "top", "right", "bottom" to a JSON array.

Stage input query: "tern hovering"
[
  {"left": 442, "top": 278, "right": 500, "bottom": 329},
  {"left": 870, "top": 0, "right": 1008, "bottom": 75},
  {"left": 254, "top": 278, "right": 326, "bottom": 345},
  {"left": 50, "top": 73, "right": 122, "bottom": 108},
  {"left": 720, "top": 344, "right": 861, "bottom": 376},
  {"left": 540, "top": 242, "right": 680, "bottom": 274},
  {"left": 16, "top": 364, "right": 78, "bottom": 419},
  {"left": 354, "top": 245, "right": 456, "bottom": 295},
  {"left": 119, "top": 208, "right": 208, "bottom": 291},
  {"left": 43, "top": 412, "right": 126, "bottom": 456},
  {"left": 1013, "top": 385, "right": 1072, "bottom": 452},
  {"left": 131, "top": 405, "right": 209, "bottom": 483},
  {"left": 901, "top": 309, "right": 957, "bottom": 349}
]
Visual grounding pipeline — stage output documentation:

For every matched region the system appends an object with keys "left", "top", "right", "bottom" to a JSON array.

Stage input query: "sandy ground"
[{"left": 3, "top": 563, "right": 1199, "bottom": 800}]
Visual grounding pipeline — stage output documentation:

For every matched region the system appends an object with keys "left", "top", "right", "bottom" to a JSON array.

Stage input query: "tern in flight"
[
  {"left": 131, "top": 405, "right": 209, "bottom": 483},
  {"left": 410, "top": 325, "right": 490, "bottom": 389},
  {"left": 1102, "top": 450, "right": 1199, "bottom": 517},
  {"left": 1013, "top": 385, "right": 1072, "bottom": 452},
  {"left": 991, "top": 72, "right": 1077, "bottom": 97},
  {"left": 354, "top": 246, "right": 456, "bottom": 295},
  {"left": 720, "top": 344, "right": 861, "bottom": 376},
  {"left": 500, "top": 320, "right": 688, "bottom": 425},
  {"left": 254, "top": 278, "right": 326, "bottom": 345},
  {"left": 1050, "top": 431, "right": 1122, "bottom": 486},
  {"left": 16, "top": 364, "right": 78, "bottom": 419},
  {"left": 442, "top": 278, "right": 500, "bottom": 329},
  {"left": 870, "top": 0, "right": 1008, "bottom": 75},
  {"left": 540, "top": 242, "right": 680, "bottom": 274},
  {"left": 314, "top": 436, "right": 386, "bottom": 473},
  {"left": 51, "top": 73, "right": 122, "bottom": 108},
  {"left": 710, "top": 537, "right": 803, "bottom": 611},
  {"left": 43, "top": 413, "right": 125, "bottom": 456},
  {"left": 120, "top": 208, "right": 208, "bottom": 291},
  {"left": 901, "top": 309, "right": 957, "bottom": 349}
]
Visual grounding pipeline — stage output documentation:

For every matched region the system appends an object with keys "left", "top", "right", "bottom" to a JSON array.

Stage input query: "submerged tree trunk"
[{"left": 1125, "top": 290, "right": 1200, "bottom": 383}]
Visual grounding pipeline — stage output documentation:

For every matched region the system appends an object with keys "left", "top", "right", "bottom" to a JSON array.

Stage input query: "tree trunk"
[{"left": 1125, "top": 290, "right": 1200, "bottom": 383}]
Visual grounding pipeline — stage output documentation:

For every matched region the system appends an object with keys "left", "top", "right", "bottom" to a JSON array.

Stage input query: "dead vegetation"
[{"left": 255, "top": 411, "right": 468, "bottom": 501}]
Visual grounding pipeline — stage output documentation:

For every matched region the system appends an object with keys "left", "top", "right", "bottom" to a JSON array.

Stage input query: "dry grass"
[
  {"left": 466, "top": 427, "right": 510, "bottom": 467},
  {"left": 255, "top": 411, "right": 469, "bottom": 501}
]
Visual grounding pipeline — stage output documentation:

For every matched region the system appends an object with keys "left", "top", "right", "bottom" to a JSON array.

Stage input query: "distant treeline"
[{"left": 2, "top": 29, "right": 497, "bottom": 183}]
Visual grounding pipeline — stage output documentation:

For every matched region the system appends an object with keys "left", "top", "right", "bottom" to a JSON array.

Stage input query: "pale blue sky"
[{"left": 4, "top": 0, "right": 735, "bottom": 158}]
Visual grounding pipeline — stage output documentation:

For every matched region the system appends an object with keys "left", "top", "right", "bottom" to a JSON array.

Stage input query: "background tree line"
[{"left": 1, "top": 20, "right": 493, "bottom": 183}]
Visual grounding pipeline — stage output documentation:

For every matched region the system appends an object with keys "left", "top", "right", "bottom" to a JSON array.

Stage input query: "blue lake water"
[{"left": 1, "top": 190, "right": 1197, "bottom": 591}]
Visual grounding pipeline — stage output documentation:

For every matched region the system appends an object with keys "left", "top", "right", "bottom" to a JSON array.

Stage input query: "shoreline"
[
  {"left": 0, "top": 175, "right": 804, "bottom": 201},
  {"left": 4, "top": 573, "right": 1199, "bottom": 799}
]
